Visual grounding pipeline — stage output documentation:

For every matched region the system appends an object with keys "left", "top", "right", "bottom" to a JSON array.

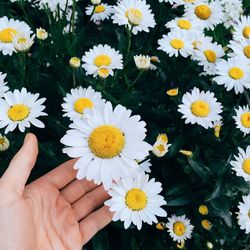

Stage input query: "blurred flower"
[
  {"left": 207, "top": 242, "right": 213, "bottom": 249},
  {"left": 69, "top": 57, "right": 81, "bottom": 68},
  {"left": 233, "top": 105, "right": 250, "bottom": 136},
  {"left": 237, "top": 194, "right": 250, "bottom": 234},
  {"left": 157, "top": 133, "right": 168, "bottom": 143},
  {"left": 167, "top": 88, "right": 178, "bottom": 96},
  {"left": 156, "top": 222, "right": 167, "bottom": 230},
  {"left": 233, "top": 16, "right": 250, "bottom": 42},
  {"left": 134, "top": 55, "right": 151, "bottom": 70},
  {"left": 105, "top": 172, "right": 167, "bottom": 230},
  {"left": 0, "top": 134, "right": 10, "bottom": 152},
  {"left": 82, "top": 44, "right": 123, "bottom": 78},
  {"left": 199, "top": 205, "right": 209, "bottom": 215},
  {"left": 166, "top": 214, "right": 194, "bottom": 243},
  {"left": 152, "top": 133, "right": 171, "bottom": 157},
  {"left": 12, "top": 32, "right": 35, "bottom": 52},
  {"left": 0, "top": 88, "right": 47, "bottom": 133},
  {"left": 36, "top": 27, "right": 48, "bottom": 40},
  {"left": 201, "top": 219, "right": 212, "bottom": 230},
  {"left": 176, "top": 241, "right": 185, "bottom": 249},
  {"left": 0, "top": 72, "right": 9, "bottom": 98},
  {"left": 178, "top": 87, "right": 223, "bottom": 129},
  {"left": 91, "top": 0, "right": 101, "bottom": 5},
  {"left": 213, "top": 120, "right": 222, "bottom": 138},
  {"left": 86, "top": 4, "right": 113, "bottom": 23},
  {"left": 61, "top": 102, "right": 152, "bottom": 190},
  {"left": 179, "top": 150, "right": 193, "bottom": 157}
]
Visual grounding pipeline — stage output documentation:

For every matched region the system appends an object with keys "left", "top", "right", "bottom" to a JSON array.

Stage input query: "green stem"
[
  {"left": 72, "top": 70, "right": 76, "bottom": 87},
  {"left": 70, "top": 0, "right": 77, "bottom": 34},
  {"left": 128, "top": 70, "right": 144, "bottom": 91},
  {"left": 125, "top": 26, "right": 133, "bottom": 65},
  {"left": 19, "top": 53, "right": 26, "bottom": 87}
]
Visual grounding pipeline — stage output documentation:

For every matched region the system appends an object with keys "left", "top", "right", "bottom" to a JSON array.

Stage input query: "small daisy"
[
  {"left": 230, "top": 146, "right": 250, "bottom": 182},
  {"left": 0, "top": 88, "right": 47, "bottom": 134},
  {"left": 0, "top": 16, "right": 31, "bottom": 56},
  {"left": 192, "top": 41, "right": 225, "bottom": 75},
  {"left": 112, "top": 0, "right": 156, "bottom": 35},
  {"left": 178, "top": 87, "right": 222, "bottom": 129},
  {"left": 233, "top": 105, "right": 250, "bottom": 136},
  {"left": 82, "top": 44, "right": 123, "bottom": 78},
  {"left": 184, "top": 1, "right": 224, "bottom": 30},
  {"left": 237, "top": 194, "right": 250, "bottom": 234},
  {"left": 233, "top": 16, "right": 250, "bottom": 42},
  {"left": 213, "top": 120, "right": 222, "bottom": 138},
  {"left": 228, "top": 39, "right": 250, "bottom": 62},
  {"left": 0, "top": 72, "right": 9, "bottom": 98},
  {"left": 213, "top": 57, "right": 250, "bottom": 94},
  {"left": 166, "top": 214, "right": 194, "bottom": 243},
  {"left": 12, "top": 32, "right": 35, "bottom": 52},
  {"left": 105, "top": 172, "right": 167, "bottom": 230},
  {"left": 158, "top": 31, "right": 193, "bottom": 57},
  {"left": 61, "top": 86, "right": 105, "bottom": 121},
  {"left": 134, "top": 55, "right": 151, "bottom": 70},
  {"left": 86, "top": 4, "right": 113, "bottom": 24},
  {"left": 0, "top": 134, "right": 10, "bottom": 151},
  {"left": 61, "top": 102, "right": 152, "bottom": 190}
]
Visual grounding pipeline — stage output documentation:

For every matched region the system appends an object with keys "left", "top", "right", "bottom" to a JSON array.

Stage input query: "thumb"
[{"left": 1, "top": 133, "right": 38, "bottom": 195}]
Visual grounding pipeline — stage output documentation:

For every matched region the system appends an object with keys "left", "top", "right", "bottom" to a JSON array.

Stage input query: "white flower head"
[
  {"left": 233, "top": 15, "right": 250, "bottom": 42},
  {"left": 0, "top": 72, "right": 9, "bottom": 98},
  {"left": 86, "top": 4, "right": 113, "bottom": 24},
  {"left": 134, "top": 55, "right": 151, "bottom": 70},
  {"left": 237, "top": 194, "right": 250, "bottom": 234},
  {"left": 0, "top": 134, "right": 10, "bottom": 151},
  {"left": 233, "top": 105, "right": 250, "bottom": 136},
  {"left": 12, "top": 32, "right": 35, "bottom": 52},
  {"left": 36, "top": 27, "right": 48, "bottom": 40},
  {"left": 228, "top": 39, "right": 250, "bottom": 62}
]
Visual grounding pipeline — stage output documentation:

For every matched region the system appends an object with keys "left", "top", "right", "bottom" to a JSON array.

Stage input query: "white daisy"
[
  {"left": 178, "top": 87, "right": 223, "bottom": 129},
  {"left": 233, "top": 105, "right": 250, "bottom": 136},
  {"left": 233, "top": 16, "right": 250, "bottom": 42},
  {"left": 158, "top": 31, "right": 193, "bottom": 58},
  {"left": 0, "top": 16, "right": 31, "bottom": 56},
  {"left": 35, "top": 0, "right": 78, "bottom": 13},
  {"left": 237, "top": 194, "right": 250, "bottom": 234},
  {"left": 82, "top": 44, "right": 123, "bottom": 78},
  {"left": 134, "top": 55, "right": 151, "bottom": 70},
  {"left": 228, "top": 39, "right": 250, "bottom": 62},
  {"left": 190, "top": 33, "right": 212, "bottom": 50},
  {"left": 184, "top": 1, "right": 224, "bottom": 30},
  {"left": 112, "top": 0, "right": 156, "bottom": 35},
  {"left": 0, "top": 134, "right": 10, "bottom": 151},
  {"left": 105, "top": 172, "right": 167, "bottom": 230},
  {"left": 0, "top": 88, "right": 47, "bottom": 134},
  {"left": 86, "top": 4, "right": 113, "bottom": 24},
  {"left": 166, "top": 214, "right": 194, "bottom": 243},
  {"left": 61, "top": 102, "right": 152, "bottom": 190},
  {"left": 230, "top": 146, "right": 250, "bottom": 182},
  {"left": 0, "top": 72, "right": 9, "bottom": 98},
  {"left": 213, "top": 57, "right": 250, "bottom": 95},
  {"left": 192, "top": 41, "right": 225, "bottom": 75},
  {"left": 12, "top": 32, "right": 35, "bottom": 52},
  {"left": 61, "top": 86, "right": 105, "bottom": 121}
]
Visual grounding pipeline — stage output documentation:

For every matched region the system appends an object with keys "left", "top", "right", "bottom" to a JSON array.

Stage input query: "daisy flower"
[
  {"left": 86, "top": 4, "right": 113, "bottom": 24},
  {"left": 192, "top": 41, "right": 225, "bottom": 75},
  {"left": 112, "top": 0, "right": 156, "bottom": 35},
  {"left": 166, "top": 214, "right": 194, "bottom": 243},
  {"left": 134, "top": 55, "right": 151, "bottom": 70},
  {"left": 184, "top": 1, "right": 224, "bottom": 30},
  {"left": 213, "top": 57, "right": 250, "bottom": 94},
  {"left": 61, "top": 86, "right": 105, "bottom": 121},
  {"left": 0, "top": 134, "right": 10, "bottom": 152},
  {"left": 12, "top": 32, "right": 35, "bottom": 52},
  {"left": 233, "top": 16, "right": 250, "bottom": 42},
  {"left": 228, "top": 39, "right": 250, "bottom": 62},
  {"left": 237, "top": 194, "right": 250, "bottom": 234},
  {"left": 233, "top": 105, "right": 250, "bottom": 136},
  {"left": 0, "top": 16, "right": 31, "bottom": 56},
  {"left": 105, "top": 172, "right": 167, "bottom": 230},
  {"left": 230, "top": 146, "right": 250, "bottom": 182},
  {"left": 213, "top": 120, "right": 223, "bottom": 138},
  {"left": 82, "top": 44, "right": 123, "bottom": 78},
  {"left": 190, "top": 33, "right": 212, "bottom": 50},
  {"left": 0, "top": 88, "right": 47, "bottom": 134},
  {"left": 158, "top": 31, "right": 193, "bottom": 57},
  {"left": 61, "top": 102, "right": 152, "bottom": 190},
  {"left": 178, "top": 87, "right": 223, "bottom": 129},
  {"left": 0, "top": 72, "right": 9, "bottom": 98}
]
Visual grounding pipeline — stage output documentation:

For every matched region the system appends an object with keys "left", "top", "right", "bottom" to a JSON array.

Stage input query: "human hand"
[{"left": 0, "top": 133, "right": 112, "bottom": 250}]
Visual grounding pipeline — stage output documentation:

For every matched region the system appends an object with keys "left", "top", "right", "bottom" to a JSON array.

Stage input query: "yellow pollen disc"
[
  {"left": 125, "top": 188, "right": 147, "bottom": 211},
  {"left": 98, "top": 68, "right": 109, "bottom": 78},
  {"left": 8, "top": 104, "right": 30, "bottom": 122},
  {"left": 242, "top": 158, "right": 250, "bottom": 175},
  {"left": 156, "top": 144, "right": 166, "bottom": 153},
  {"left": 157, "top": 133, "right": 168, "bottom": 143},
  {"left": 167, "top": 88, "right": 178, "bottom": 96},
  {"left": 241, "top": 112, "right": 250, "bottom": 128},
  {"left": 199, "top": 205, "right": 208, "bottom": 215},
  {"left": 95, "top": 5, "right": 106, "bottom": 13},
  {"left": 88, "top": 125, "right": 125, "bottom": 158},
  {"left": 243, "top": 45, "right": 250, "bottom": 58},
  {"left": 0, "top": 28, "right": 17, "bottom": 43},
  {"left": 177, "top": 19, "right": 192, "bottom": 30},
  {"left": 18, "top": 37, "right": 27, "bottom": 44},
  {"left": 173, "top": 221, "right": 186, "bottom": 236},
  {"left": 243, "top": 26, "right": 250, "bottom": 39},
  {"left": 195, "top": 4, "right": 212, "bottom": 20},
  {"left": 191, "top": 100, "right": 210, "bottom": 117},
  {"left": 248, "top": 210, "right": 250, "bottom": 218},
  {"left": 204, "top": 50, "right": 217, "bottom": 63},
  {"left": 228, "top": 67, "right": 244, "bottom": 80},
  {"left": 201, "top": 219, "right": 212, "bottom": 230},
  {"left": 170, "top": 39, "right": 184, "bottom": 49},
  {"left": 94, "top": 54, "right": 112, "bottom": 67},
  {"left": 74, "top": 98, "right": 93, "bottom": 114},
  {"left": 125, "top": 8, "right": 143, "bottom": 25},
  {"left": 0, "top": 138, "right": 5, "bottom": 145}
]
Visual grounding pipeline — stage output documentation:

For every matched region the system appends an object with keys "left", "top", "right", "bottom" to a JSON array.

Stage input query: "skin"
[{"left": 0, "top": 133, "right": 113, "bottom": 250}]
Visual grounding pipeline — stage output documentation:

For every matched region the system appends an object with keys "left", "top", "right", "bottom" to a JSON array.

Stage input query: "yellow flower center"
[
  {"left": 243, "top": 26, "right": 250, "bottom": 39},
  {"left": 191, "top": 100, "right": 210, "bottom": 117},
  {"left": 201, "top": 220, "right": 212, "bottom": 230},
  {"left": 243, "top": 45, "right": 250, "bottom": 59},
  {"left": 248, "top": 210, "right": 250, "bottom": 218},
  {"left": 0, "top": 28, "right": 17, "bottom": 43},
  {"left": 156, "top": 144, "right": 166, "bottom": 153},
  {"left": 199, "top": 205, "right": 208, "bottom": 215},
  {"left": 241, "top": 112, "right": 250, "bottom": 128},
  {"left": 195, "top": 4, "right": 212, "bottom": 20},
  {"left": 204, "top": 50, "right": 217, "bottom": 63},
  {"left": 242, "top": 158, "right": 250, "bottom": 175},
  {"left": 74, "top": 98, "right": 93, "bottom": 114},
  {"left": 0, "top": 137, "right": 5, "bottom": 145},
  {"left": 167, "top": 88, "right": 178, "bottom": 96},
  {"left": 177, "top": 19, "right": 192, "bottom": 30},
  {"left": 88, "top": 125, "right": 125, "bottom": 158},
  {"left": 94, "top": 55, "right": 112, "bottom": 67},
  {"left": 125, "top": 8, "right": 143, "bottom": 26},
  {"left": 17, "top": 37, "right": 27, "bottom": 44},
  {"left": 98, "top": 68, "right": 110, "bottom": 78},
  {"left": 8, "top": 104, "right": 30, "bottom": 121},
  {"left": 125, "top": 188, "right": 147, "bottom": 211},
  {"left": 228, "top": 67, "right": 244, "bottom": 80},
  {"left": 157, "top": 134, "right": 168, "bottom": 143},
  {"left": 95, "top": 5, "right": 106, "bottom": 13},
  {"left": 173, "top": 221, "right": 186, "bottom": 236},
  {"left": 170, "top": 39, "right": 184, "bottom": 49}
]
